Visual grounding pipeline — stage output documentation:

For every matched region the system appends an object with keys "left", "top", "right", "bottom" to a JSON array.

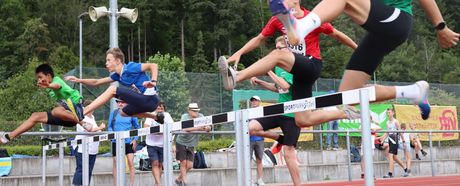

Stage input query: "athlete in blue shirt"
[{"left": 65, "top": 48, "right": 162, "bottom": 121}]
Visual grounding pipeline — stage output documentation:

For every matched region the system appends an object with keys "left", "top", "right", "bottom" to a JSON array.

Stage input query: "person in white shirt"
[
  {"left": 72, "top": 100, "right": 106, "bottom": 186},
  {"left": 400, "top": 123, "right": 412, "bottom": 177},
  {"left": 144, "top": 101, "right": 174, "bottom": 186}
]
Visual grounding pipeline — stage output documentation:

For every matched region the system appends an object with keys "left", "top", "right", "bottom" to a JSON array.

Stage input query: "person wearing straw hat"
[{"left": 175, "top": 103, "right": 211, "bottom": 186}]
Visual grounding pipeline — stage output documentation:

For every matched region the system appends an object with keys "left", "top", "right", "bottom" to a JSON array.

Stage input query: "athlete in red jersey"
[{"left": 217, "top": 1, "right": 358, "bottom": 185}]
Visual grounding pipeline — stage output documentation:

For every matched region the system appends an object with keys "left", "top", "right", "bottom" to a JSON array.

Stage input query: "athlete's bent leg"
[
  {"left": 249, "top": 120, "right": 280, "bottom": 140},
  {"left": 237, "top": 49, "right": 295, "bottom": 83}
]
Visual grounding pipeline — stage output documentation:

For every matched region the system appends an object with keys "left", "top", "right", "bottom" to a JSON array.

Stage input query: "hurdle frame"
[{"left": 42, "top": 87, "right": 379, "bottom": 186}]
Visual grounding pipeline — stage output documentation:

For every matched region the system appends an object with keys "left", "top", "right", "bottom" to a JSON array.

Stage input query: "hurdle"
[{"left": 43, "top": 86, "right": 377, "bottom": 186}]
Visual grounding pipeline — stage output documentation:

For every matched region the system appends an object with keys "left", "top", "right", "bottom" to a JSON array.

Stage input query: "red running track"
[{"left": 274, "top": 175, "right": 460, "bottom": 186}]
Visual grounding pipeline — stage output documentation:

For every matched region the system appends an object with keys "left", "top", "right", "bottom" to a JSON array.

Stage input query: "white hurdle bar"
[{"left": 43, "top": 86, "right": 377, "bottom": 186}]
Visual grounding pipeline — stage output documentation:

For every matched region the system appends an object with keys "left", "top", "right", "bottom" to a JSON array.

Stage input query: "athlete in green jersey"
[{"left": 1, "top": 64, "right": 87, "bottom": 144}]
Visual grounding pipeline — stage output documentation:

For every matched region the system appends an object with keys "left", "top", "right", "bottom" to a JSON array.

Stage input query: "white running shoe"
[
  {"left": 0, "top": 132, "right": 10, "bottom": 144},
  {"left": 218, "top": 56, "right": 236, "bottom": 90},
  {"left": 256, "top": 178, "right": 265, "bottom": 186}
]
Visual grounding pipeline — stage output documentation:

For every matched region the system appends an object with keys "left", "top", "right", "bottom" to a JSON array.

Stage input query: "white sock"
[
  {"left": 296, "top": 12, "right": 322, "bottom": 39},
  {"left": 395, "top": 84, "right": 420, "bottom": 100}
]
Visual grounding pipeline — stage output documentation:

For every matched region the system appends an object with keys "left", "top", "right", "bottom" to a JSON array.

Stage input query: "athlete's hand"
[
  {"left": 250, "top": 77, "right": 262, "bottom": 86},
  {"left": 143, "top": 81, "right": 156, "bottom": 88},
  {"left": 64, "top": 76, "right": 80, "bottom": 83},
  {"left": 99, "top": 123, "right": 106, "bottom": 130},
  {"left": 227, "top": 53, "right": 241, "bottom": 69},
  {"left": 37, "top": 79, "right": 50, "bottom": 88},
  {"left": 437, "top": 27, "right": 459, "bottom": 48}
]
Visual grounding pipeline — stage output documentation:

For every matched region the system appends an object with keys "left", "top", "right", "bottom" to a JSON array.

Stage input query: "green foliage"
[
  {"left": 0, "top": 59, "right": 55, "bottom": 121},
  {"left": 195, "top": 137, "right": 234, "bottom": 152},
  {"left": 48, "top": 46, "right": 79, "bottom": 74},
  {"left": 148, "top": 53, "right": 190, "bottom": 119},
  {"left": 17, "top": 18, "right": 52, "bottom": 61},
  {"left": 3, "top": 144, "right": 111, "bottom": 156}
]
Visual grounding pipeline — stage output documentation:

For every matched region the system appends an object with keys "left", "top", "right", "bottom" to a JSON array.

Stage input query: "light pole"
[
  {"left": 89, "top": 1, "right": 138, "bottom": 115},
  {"left": 78, "top": 12, "right": 88, "bottom": 96},
  {"left": 83, "top": 1, "right": 138, "bottom": 186}
]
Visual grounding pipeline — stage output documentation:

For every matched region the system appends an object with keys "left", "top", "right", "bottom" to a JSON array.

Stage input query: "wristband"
[{"left": 151, "top": 80, "right": 157, "bottom": 82}]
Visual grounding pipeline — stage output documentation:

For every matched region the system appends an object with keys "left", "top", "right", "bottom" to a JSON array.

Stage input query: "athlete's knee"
[
  {"left": 283, "top": 146, "right": 296, "bottom": 159},
  {"left": 107, "top": 86, "right": 117, "bottom": 94},
  {"left": 248, "top": 121, "right": 263, "bottom": 135},
  {"left": 152, "top": 161, "right": 160, "bottom": 167},
  {"left": 269, "top": 49, "right": 291, "bottom": 59}
]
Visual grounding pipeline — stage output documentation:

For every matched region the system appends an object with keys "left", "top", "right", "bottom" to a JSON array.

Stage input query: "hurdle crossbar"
[{"left": 42, "top": 86, "right": 376, "bottom": 186}]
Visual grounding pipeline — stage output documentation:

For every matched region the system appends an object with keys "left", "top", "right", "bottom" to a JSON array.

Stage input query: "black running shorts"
[
  {"left": 255, "top": 115, "right": 301, "bottom": 147},
  {"left": 115, "top": 86, "right": 160, "bottom": 116},
  {"left": 289, "top": 53, "right": 322, "bottom": 100},
  {"left": 346, "top": 0, "right": 413, "bottom": 75}
]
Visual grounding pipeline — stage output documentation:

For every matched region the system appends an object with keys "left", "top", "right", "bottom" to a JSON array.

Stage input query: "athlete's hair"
[
  {"left": 106, "top": 48, "right": 125, "bottom": 64},
  {"left": 35, "top": 64, "right": 54, "bottom": 77}
]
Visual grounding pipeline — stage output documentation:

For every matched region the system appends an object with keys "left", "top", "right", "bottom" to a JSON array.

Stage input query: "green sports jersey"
[
  {"left": 274, "top": 67, "right": 294, "bottom": 118},
  {"left": 383, "top": 0, "right": 413, "bottom": 15},
  {"left": 46, "top": 76, "right": 82, "bottom": 103}
]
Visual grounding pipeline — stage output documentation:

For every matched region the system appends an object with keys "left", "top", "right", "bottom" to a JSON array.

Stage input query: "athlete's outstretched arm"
[
  {"left": 418, "top": 0, "right": 459, "bottom": 48},
  {"left": 227, "top": 34, "right": 268, "bottom": 66},
  {"left": 65, "top": 76, "right": 114, "bottom": 86},
  {"left": 327, "top": 28, "right": 358, "bottom": 49}
]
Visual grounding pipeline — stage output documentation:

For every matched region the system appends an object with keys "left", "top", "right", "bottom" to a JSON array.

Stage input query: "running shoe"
[
  {"left": 383, "top": 174, "right": 393, "bottom": 178},
  {"left": 218, "top": 56, "right": 236, "bottom": 90},
  {"left": 269, "top": 0, "right": 299, "bottom": 45},
  {"left": 256, "top": 178, "right": 266, "bottom": 186},
  {"left": 415, "top": 153, "right": 421, "bottom": 160},
  {"left": 414, "top": 81, "right": 430, "bottom": 120},
  {"left": 0, "top": 132, "right": 9, "bottom": 144},
  {"left": 421, "top": 150, "right": 428, "bottom": 156}
]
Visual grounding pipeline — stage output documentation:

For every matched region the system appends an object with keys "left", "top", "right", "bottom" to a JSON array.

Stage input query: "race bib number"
[{"left": 284, "top": 35, "right": 306, "bottom": 55}]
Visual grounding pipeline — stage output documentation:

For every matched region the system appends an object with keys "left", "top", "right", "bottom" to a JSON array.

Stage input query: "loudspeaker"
[
  {"left": 88, "top": 6, "right": 108, "bottom": 22},
  {"left": 119, "top": 7, "right": 138, "bottom": 23}
]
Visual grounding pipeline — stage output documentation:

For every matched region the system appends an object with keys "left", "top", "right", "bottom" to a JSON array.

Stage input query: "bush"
[
  {"left": 196, "top": 138, "right": 234, "bottom": 152},
  {"left": 3, "top": 143, "right": 112, "bottom": 156}
]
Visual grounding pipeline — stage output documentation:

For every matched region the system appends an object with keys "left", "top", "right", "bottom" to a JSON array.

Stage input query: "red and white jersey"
[{"left": 261, "top": 7, "right": 334, "bottom": 59}]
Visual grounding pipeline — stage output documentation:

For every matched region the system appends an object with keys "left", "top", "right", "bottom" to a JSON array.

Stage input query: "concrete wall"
[{"left": 1, "top": 147, "right": 460, "bottom": 185}]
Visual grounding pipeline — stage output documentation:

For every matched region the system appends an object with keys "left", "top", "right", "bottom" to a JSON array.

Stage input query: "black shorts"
[
  {"left": 255, "top": 115, "right": 300, "bottom": 147},
  {"left": 346, "top": 0, "right": 412, "bottom": 75},
  {"left": 111, "top": 142, "right": 135, "bottom": 156},
  {"left": 46, "top": 112, "right": 77, "bottom": 127},
  {"left": 289, "top": 54, "right": 322, "bottom": 100},
  {"left": 175, "top": 143, "right": 194, "bottom": 162},
  {"left": 115, "top": 86, "right": 160, "bottom": 116},
  {"left": 388, "top": 133, "right": 399, "bottom": 155}
]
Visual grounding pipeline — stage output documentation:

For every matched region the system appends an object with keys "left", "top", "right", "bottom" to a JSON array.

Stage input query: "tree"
[
  {"left": 48, "top": 46, "right": 79, "bottom": 74},
  {"left": 0, "top": 59, "right": 55, "bottom": 121},
  {"left": 147, "top": 53, "right": 190, "bottom": 120},
  {"left": 17, "top": 18, "right": 52, "bottom": 61}
]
